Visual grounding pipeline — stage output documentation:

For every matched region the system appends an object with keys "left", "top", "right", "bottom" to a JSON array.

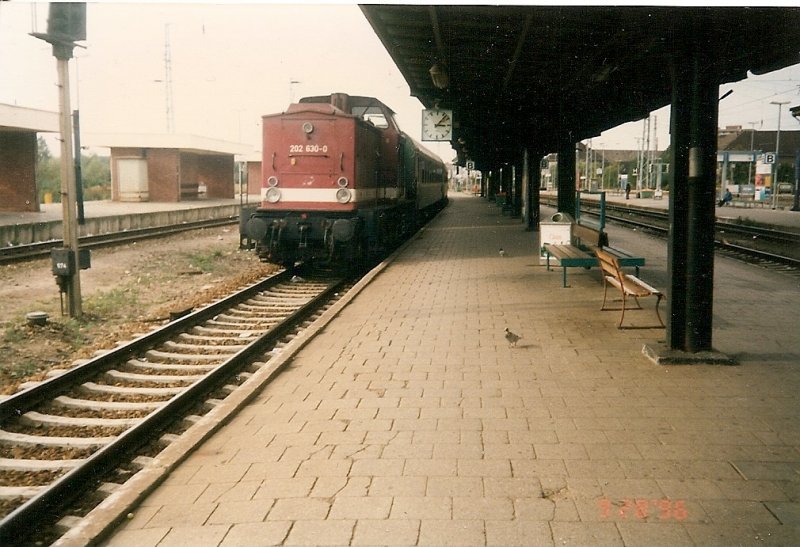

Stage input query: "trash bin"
[{"left": 540, "top": 212, "right": 573, "bottom": 264}]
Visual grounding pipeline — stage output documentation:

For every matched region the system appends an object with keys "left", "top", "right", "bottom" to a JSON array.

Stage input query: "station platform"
[
  {"left": 77, "top": 193, "right": 798, "bottom": 547},
  {"left": 0, "top": 196, "right": 261, "bottom": 246}
]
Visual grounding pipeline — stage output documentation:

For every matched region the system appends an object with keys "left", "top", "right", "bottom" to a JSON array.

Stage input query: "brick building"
[{"left": 0, "top": 104, "right": 59, "bottom": 212}]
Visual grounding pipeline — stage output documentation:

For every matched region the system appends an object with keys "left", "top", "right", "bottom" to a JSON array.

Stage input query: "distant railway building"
[{"left": 85, "top": 133, "right": 249, "bottom": 202}]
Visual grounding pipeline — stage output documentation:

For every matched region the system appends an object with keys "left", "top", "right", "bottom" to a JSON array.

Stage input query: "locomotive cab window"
[
  {"left": 362, "top": 113, "right": 388, "bottom": 128},
  {"left": 354, "top": 106, "right": 389, "bottom": 128}
]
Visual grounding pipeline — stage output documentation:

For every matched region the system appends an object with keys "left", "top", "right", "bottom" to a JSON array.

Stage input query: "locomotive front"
[{"left": 246, "top": 99, "right": 378, "bottom": 268}]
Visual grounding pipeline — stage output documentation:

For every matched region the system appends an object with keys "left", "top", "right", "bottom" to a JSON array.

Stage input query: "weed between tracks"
[{"left": 0, "top": 228, "right": 279, "bottom": 396}]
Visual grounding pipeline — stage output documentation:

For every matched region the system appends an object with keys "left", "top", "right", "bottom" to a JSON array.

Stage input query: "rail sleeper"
[{"left": 595, "top": 248, "right": 665, "bottom": 329}]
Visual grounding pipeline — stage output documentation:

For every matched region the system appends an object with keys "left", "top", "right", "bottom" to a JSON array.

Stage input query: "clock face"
[{"left": 421, "top": 109, "right": 453, "bottom": 141}]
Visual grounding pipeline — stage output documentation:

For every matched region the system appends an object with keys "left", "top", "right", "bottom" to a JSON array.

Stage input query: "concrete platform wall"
[{"left": 0, "top": 204, "right": 242, "bottom": 246}]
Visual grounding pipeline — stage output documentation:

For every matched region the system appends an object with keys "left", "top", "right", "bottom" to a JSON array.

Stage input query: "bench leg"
[
  {"left": 654, "top": 294, "right": 665, "bottom": 328},
  {"left": 562, "top": 267, "right": 567, "bottom": 288}
]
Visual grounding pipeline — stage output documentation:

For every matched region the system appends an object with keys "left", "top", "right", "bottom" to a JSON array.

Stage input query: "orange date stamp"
[{"left": 597, "top": 498, "right": 688, "bottom": 521}]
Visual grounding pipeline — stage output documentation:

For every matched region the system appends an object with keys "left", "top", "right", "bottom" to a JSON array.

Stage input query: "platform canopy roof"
[
  {"left": 360, "top": 5, "right": 800, "bottom": 169},
  {"left": 83, "top": 133, "right": 252, "bottom": 156},
  {"left": 0, "top": 104, "right": 58, "bottom": 133}
]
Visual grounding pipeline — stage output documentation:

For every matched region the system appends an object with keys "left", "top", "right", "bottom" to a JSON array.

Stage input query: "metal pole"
[
  {"left": 57, "top": 55, "right": 82, "bottom": 317},
  {"left": 793, "top": 150, "right": 800, "bottom": 212},
  {"left": 747, "top": 122, "right": 757, "bottom": 186},
  {"left": 73, "top": 110, "right": 85, "bottom": 225},
  {"left": 585, "top": 140, "right": 590, "bottom": 190},
  {"left": 770, "top": 101, "right": 788, "bottom": 209},
  {"left": 601, "top": 148, "right": 605, "bottom": 189}
]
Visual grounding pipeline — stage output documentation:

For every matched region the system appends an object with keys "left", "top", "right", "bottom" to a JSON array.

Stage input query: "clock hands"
[{"left": 422, "top": 109, "right": 452, "bottom": 140}]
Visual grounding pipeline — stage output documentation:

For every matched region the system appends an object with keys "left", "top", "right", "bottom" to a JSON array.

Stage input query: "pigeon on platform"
[
  {"left": 504, "top": 327, "right": 521, "bottom": 347},
  {"left": 499, "top": 248, "right": 507, "bottom": 257}
]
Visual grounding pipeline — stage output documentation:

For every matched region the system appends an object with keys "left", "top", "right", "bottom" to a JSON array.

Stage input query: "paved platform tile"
[
  {"left": 283, "top": 519, "right": 355, "bottom": 546},
  {"left": 219, "top": 521, "right": 291, "bottom": 547},
  {"left": 418, "top": 519, "right": 486, "bottom": 547},
  {"left": 351, "top": 519, "right": 421, "bottom": 546},
  {"left": 157, "top": 524, "right": 230, "bottom": 547}
]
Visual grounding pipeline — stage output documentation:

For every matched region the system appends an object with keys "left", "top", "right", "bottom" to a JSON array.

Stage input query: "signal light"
[{"left": 47, "top": 3, "right": 87, "bottom": 42}]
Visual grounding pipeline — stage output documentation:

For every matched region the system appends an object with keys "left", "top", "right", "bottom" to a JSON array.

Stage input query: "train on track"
[{"left": 243, "top": 93, "right": 449, "bottom": 269}]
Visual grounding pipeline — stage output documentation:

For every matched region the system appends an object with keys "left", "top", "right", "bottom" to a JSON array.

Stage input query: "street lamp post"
[{"left": 770, "top": 100, "right": 789, "bottom": 209}]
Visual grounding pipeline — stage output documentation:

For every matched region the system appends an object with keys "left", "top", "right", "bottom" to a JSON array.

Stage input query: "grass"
[
  {"left": 6, "top": 359, "right": 40, "bottom": 380},
  {"left": 186, "top": 250, "right": 225, "bottom": 273},
  {"left": 59, "top": 318, "right": 89, "bottom": 350},
  {"left": 84, "top": 287, "right": 140, "bottom": 318},
  {"left": 2, "top": 323, "right": 25, "bottom": 344}
]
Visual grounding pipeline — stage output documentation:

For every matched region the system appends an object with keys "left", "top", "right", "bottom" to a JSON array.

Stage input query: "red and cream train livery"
[{"left": 244, "top": 93, "right": 448, "bottom": 268}]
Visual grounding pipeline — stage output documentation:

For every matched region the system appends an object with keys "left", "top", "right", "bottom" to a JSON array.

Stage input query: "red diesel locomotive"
[{"left": 244, "top": 93, "right": 448, "bottom": 269}]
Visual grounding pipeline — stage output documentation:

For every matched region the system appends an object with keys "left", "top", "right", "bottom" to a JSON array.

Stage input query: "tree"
[
  {"left": 81, "top": 153, "right": 111, "bottom": 200},
  {"left": 36, "top": 136, "right": 61, "bottom": 202},
  {"left": 36, "top": 138, "right": 112, "bottom": 202}
]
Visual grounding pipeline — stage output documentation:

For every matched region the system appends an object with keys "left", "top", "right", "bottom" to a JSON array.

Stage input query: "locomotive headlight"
[
  {"left": 266, "top": 188, "right": 281, "bottom": 203},
  {"left": 302, "top": 122, "right": 314, "bottom": 134},
  {"left": 267, "top": 176, "right": 279, "bottom": 187},
  {"left": 335, "top": 188, "right": 352, "bottom": 204},
  {"left": 337, "top": 176, "right": 349, "bottom": 188}
]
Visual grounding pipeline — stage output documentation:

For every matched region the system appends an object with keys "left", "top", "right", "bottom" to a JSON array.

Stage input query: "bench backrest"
[
  {"left": 595, "top": 247, "right": 655, "bottom": 297},
  {"left": 573, "top": 223, "right": 609, "bottom": 249},
  {"left": 595, "top": 247, "right": 621, "bottom": 280}
]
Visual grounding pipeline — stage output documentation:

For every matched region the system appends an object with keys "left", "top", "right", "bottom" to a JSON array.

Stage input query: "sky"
[{"left": 1, "top": 2, "right": 799, "bottom": 162}]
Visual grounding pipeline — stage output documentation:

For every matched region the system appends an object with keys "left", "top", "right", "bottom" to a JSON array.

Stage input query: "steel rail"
[{"left": 0, "top": 269, "right": 347, "bottom": 543}]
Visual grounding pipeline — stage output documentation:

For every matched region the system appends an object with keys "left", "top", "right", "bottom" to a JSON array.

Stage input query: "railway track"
[
  {"left": 0, "top": 268, "right": 349, "bottom": 545},
  {"left": 0, "top": 216, "right": 239, "bottom": 266},
  {"left": 542, "top": 195, "right": 800, "bottom": 269}
]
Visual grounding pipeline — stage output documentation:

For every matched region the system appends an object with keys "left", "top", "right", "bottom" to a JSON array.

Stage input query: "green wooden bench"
[{"left": 543, "top": 223, "right": 644, "bottom": 287}]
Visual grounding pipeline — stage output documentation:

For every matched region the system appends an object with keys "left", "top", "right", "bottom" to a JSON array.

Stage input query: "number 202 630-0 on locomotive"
[{"left": 244, "top": 93, "right": 449, "bottom": 270}]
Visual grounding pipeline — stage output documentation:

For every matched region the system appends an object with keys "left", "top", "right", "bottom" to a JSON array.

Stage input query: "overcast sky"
[{"left": 1, "top": 2, "right": 799, "bottom": 161}]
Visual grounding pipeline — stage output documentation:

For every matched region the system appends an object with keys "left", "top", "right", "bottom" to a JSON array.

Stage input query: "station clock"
[{"left": 421, "top": 108, "right": 453, "bottom": 141}]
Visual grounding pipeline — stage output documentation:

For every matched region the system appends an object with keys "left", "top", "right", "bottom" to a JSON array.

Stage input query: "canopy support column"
[
  {"left": 645, "top": 23, "right": 733, "bottom": 365},
  {"left": 556, "top": 141, "right": 576, "bottom": 218}
]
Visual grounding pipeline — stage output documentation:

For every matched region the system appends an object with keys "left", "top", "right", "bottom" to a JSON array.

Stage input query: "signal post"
[{"left": 32, "top": 3, "right": 87, "bottom": 317}]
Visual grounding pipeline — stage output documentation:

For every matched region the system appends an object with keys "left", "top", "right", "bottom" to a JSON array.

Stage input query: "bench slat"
[{"left": 595, "top": 248, "right": 664, "bottom": 329}]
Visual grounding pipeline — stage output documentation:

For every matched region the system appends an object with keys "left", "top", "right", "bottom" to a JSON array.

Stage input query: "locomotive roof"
[{"left": 298, "top": 94, "right": 396, "bottom": 116}]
